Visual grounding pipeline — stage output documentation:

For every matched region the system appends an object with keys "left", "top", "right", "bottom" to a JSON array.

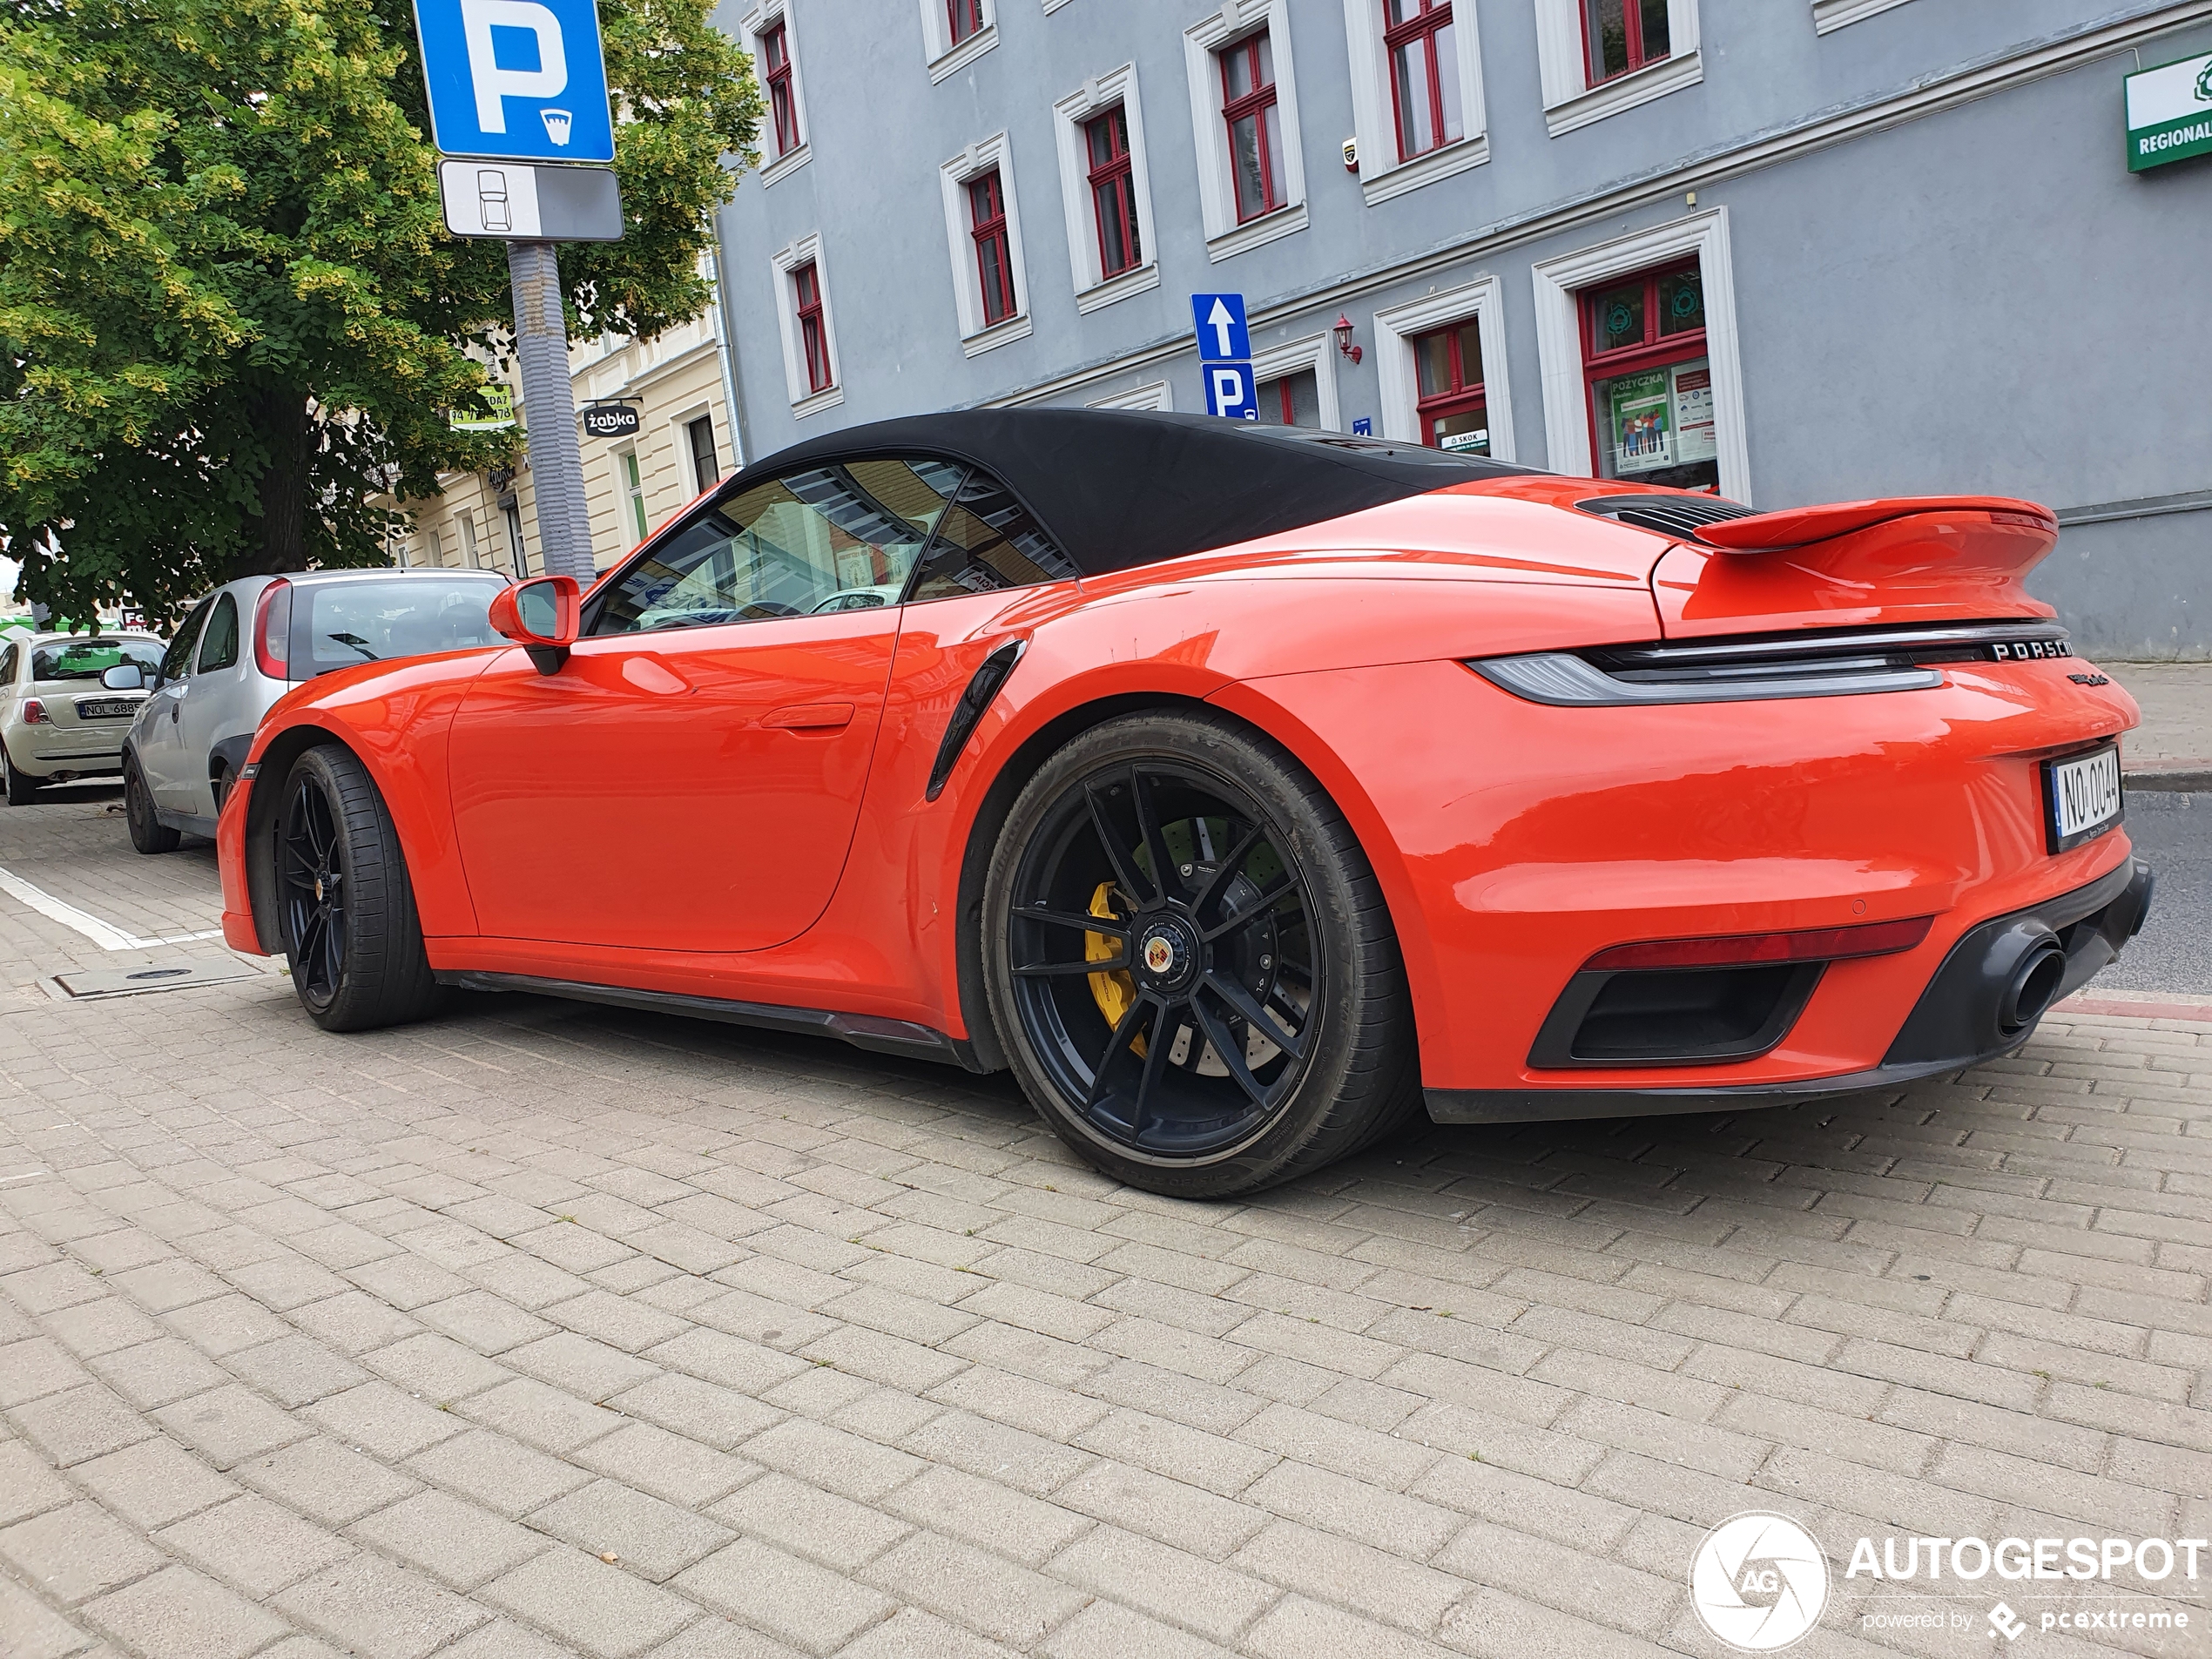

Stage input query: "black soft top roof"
[{"left": 734, "top": 408, "right": 1537, "bottom": 577}]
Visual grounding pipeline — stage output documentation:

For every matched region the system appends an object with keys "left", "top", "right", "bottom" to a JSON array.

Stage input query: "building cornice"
[{"left": 987, "top": 1, "right": 2212, "bottom": 408}]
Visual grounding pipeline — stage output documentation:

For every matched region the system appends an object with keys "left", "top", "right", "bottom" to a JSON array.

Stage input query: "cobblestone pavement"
[{"left": 2, "top": 791, "right": 2209, "bottom": 1659}]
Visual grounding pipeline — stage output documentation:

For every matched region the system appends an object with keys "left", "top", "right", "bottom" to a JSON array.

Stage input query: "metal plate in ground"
[{"left": 54, "top": 961, "right": 264, "bottom": 999}]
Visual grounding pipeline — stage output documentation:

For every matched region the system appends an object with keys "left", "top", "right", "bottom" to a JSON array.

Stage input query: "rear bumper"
[{"left": 1426, "top": 857, "right": 2154, "bottom": 1123}]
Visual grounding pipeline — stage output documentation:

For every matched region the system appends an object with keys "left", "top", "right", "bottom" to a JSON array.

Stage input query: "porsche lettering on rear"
[{"left": 213, "top": 409, "right": 2153, "bottom": 1198}]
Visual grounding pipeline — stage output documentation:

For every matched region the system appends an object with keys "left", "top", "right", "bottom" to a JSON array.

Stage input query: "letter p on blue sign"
[
  {"left": 415, "top": 0, "right": 616, "bottom": 163},
  {"left": 1206, "top": 362, "right": 1259, "bottom": 421}
]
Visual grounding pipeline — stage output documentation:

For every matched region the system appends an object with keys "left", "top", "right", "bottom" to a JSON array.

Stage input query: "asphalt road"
[{"left": 2094, "top": 789, "right": 2209, "bottom": 995}]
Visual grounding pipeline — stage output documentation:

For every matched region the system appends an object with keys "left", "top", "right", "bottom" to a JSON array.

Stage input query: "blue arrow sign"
[
  {"left": 1204, "top": 362, "right": 1259, "bottom": 421},
  {"left": 415, "top": 0, "right": 616, "bottom": 164},
  {"left": 1191, "top": 293, "right": 1251, "bottom": 363}
]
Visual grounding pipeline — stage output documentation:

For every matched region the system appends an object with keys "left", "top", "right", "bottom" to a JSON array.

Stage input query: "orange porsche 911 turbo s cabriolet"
[{"left": 218, "top": 410, "right": 2152, "bottom": 1197}]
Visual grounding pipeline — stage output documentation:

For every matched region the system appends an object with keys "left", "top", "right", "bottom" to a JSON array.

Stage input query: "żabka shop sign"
[{"left": 2126, "top": 50, "right": 2212, "bottom": 171}]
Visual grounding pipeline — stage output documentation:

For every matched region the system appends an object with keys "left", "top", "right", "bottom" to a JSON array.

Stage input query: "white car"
[
  {"left": 107, "top": 569, "right": 507, "bottom": 852},
  {"left": 0, "top": 631, "right": 167, "bottom": 804}
]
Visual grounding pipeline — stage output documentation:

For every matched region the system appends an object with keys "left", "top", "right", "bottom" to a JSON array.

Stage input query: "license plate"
[
  {"left": 2043, "top": 744, "right": 2122, "bottom": 853},
  {"left": 74, "top": 699, "right": 138, "bottom": 720}
]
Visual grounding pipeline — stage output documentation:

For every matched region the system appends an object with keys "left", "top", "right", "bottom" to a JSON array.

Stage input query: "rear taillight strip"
[{"left": 1470, "top": 651, "right": 1940, "bottom": 706}]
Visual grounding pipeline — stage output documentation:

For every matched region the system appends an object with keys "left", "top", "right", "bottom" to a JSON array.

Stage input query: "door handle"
[{"left": 763, "top": 702, "right": 854, "bottom": 732}]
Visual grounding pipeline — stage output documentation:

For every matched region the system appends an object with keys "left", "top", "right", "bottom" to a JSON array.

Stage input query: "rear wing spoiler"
[{"left": 1694, "top": 496, "right": 2057, "bottom": 553}]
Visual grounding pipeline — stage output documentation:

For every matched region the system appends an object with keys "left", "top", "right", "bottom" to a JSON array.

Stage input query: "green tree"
[{"left": 0, "top": 0, "right": 759, "bottom": 626}]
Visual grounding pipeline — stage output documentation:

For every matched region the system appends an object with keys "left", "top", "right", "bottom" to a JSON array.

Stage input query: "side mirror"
[
  {"left": 101, "top": 664, "right": 148, "bottom": 691},
  {"left": 489, "top": 575, "right": 581, "bottom": 675}
]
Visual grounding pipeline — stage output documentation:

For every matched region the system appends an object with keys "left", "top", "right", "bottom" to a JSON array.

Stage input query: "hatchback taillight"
[
  {"left": 19, "top": 698, "right": 47, "bottom": 725},
  {"left": 254, "top": 579, "right": 292, "bottom": 679}
]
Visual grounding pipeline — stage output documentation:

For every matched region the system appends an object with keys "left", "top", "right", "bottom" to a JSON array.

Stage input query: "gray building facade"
[{"left": 709, "top": 0, "right": 2212, "bottom": 658}]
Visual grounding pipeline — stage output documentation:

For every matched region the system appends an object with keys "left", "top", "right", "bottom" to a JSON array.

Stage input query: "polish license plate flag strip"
[{"left": 2048, "top": 746, "right": 2121, "bottom": 850}]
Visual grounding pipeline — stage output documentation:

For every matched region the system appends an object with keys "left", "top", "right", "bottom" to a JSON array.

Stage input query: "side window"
[
  {"left": 163, "top": 597, "right": 215, "bottom": 681},
  {"left": 590, "top": 456, "right": 966, "bottom": 635},
  {"left": 197, "top": 593, "right": 240, "bottom": 673},
  {"left": 0, "top": 645, "right": 16, "bottom": 685},
  {"left": 907, "top": 467, "right": 1078, "bottom": 602}
]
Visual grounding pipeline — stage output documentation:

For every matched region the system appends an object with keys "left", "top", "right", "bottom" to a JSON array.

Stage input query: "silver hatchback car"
[
  {"left": 108, "top": 569, "right": 508, "bottom": 852},
  {"left": 0, "top": 631, "right": 169, "bottom": 803}
]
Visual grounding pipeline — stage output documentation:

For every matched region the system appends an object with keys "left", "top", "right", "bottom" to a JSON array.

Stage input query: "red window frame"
[
  {"left": 1578, "top": 258, "right": 1707, "bottom": 475},
  {"left": 968, "top": 169, "right": 1015, "bottom": 327},
  {"left": 1219, "top": 31, "right": 1282, "bottom": 223},
  {"left": 1581, "top": 0, "right": 1670, "bottom": 87},
  {"left": 1412, "top": 318, "right": 1485, "bottom": 450},
  {"left": 792, "top": 260, "right": 831, "bottom": 394},
  {"left": 1084, "top": 105, "right": 1142, "bottom": 280},
  {"left": 948, "top": 0, "right": 984, "bottom": 45},
  {"left": 1383, "top": 0, "right": 1456, "bottom": 163},
  {"left": 761, "top": 22, "right": 799, "bottom": 155}
]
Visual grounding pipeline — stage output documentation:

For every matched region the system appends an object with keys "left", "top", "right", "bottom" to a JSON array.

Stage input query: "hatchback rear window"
[
  {"left": 296, "top": 579, "right": 502, "bottom": 677},
  {"left": 31, "top": 638, "right": 165, "bottom": 682}
]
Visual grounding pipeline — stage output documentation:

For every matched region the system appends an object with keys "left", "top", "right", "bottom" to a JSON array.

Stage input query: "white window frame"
[
  {"left": 918, "top": 0, "right": 997, "bottom": 80},
  {"left": 771, "top": 233, "right": 844, "bottom": 419},
  {"left": 740, "top": 0, "right": 812, "bottom": 185},
  {"left": 1184, "top": 0, "right": 1309, "bottom": 261},
  {"left": 1250, "top": 333, "right": 1342, "bottom": 432},
  {"left": 1532, "top": 0, "right": 1702, "bottom": 138},
  {"left": 1051, "top": 66, "right": 1161, "bottom": 314},
  {"left": 1372, "top": 274, "right": 1514, "bottom": 458},
  {"left": 1812, "top": 0, "right": 1910, "bottom": 32},
  {"left": 458, "top": 510, "right": 482, "bottom": 569},
  {"left": 1530, "top": 206, "right": 1748, "bottom": 499},
  {"left": 938, "top": 134, "right": 1034, "bottom": 357},
  {"left": 668, "top": 402, "right": 719, "bottom": 495},
  {"left": 1085, "top": 380, "right": 1173, "bottom": 412},
  {"left": 615, "top": 444, "right": 650, "bottom": 543},
  {"left": 1339, "top": 0, "right": 1489, "bottom": 206}
]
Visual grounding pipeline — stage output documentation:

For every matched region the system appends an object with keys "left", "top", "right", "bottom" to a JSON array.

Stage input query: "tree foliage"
[{"left": 0, "top": 0, "right": 759, "bottom": 624}]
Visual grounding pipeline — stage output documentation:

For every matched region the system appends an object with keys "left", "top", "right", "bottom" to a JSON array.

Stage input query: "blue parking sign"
[
  {"left": 415, "top": 0, "right": 616, "bottom": 163},
  {"left": 1204, "top": 361, "right": 1259, "bottom": 421}
]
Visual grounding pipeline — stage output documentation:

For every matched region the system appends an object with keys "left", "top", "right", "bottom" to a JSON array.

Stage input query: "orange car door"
[{"left": 446, "top": 456, "right": 967, "bottom": 954}]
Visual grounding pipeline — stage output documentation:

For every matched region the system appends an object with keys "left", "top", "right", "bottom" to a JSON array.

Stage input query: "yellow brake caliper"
[{"left": 1085, "top": 882, "right": 1146, "bottom": 1055}]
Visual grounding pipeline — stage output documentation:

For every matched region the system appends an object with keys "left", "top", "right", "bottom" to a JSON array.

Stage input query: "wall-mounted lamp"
[
  {"left": 1341, "top": 137, "right": 1359, "bottom": 173},
  {"left": 1333, "top": 314, "right": 1363, "bottom": 367}
]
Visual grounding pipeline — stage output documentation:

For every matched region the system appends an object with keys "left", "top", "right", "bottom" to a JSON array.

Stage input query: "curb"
[
  {"left": 2125, "top": 763, "right": 2210, "bottom": 793},
  {"left": 2054, "top": 992, "right": 2212, "bottom": 1022}
]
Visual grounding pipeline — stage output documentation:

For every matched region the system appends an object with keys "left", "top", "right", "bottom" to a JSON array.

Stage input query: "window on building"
[
  {"left": 1085, "top": 106, "right": 1142, "bottom": 279},
  {"left": 428, "top": 529, "right": 446, "bottom": 567},
  {"left": 762, "top": 22, "right": 799, "bottom": 155},
  {"left": 1256, "top": 368, "right": 1320, "bottom": 428},
  {"left": 792, "top": 260, "right": 832, "bottom": 392},
  {"left": 621, "top": 449, "right": 650, "bottom": 543},
  {"left": 459, "top": 512, "right": 481, "bottom": 569},
  {"left": 1383, "top": 0, "right": 1462, "bottom": 161},
  {"left": 948, "top": 0, "right": 984, "bottom": 44},
  {"left": 1220, "top": 31, "right": 1284, "bottom": 223},
  {"left": 1583, "top": 0, "right": 1670, "bottom": 84},
  {"left": 1413, "top": 316, "right": 1489, "bottom": 454},
  {"left": 687, "top": 415, "right": 721, "bottom": 490},
  {"left": 1581, "top": 258, "right": 1714, "bottom": 489},
  {"left": 968, "top": 170, "right": 1016, "bottom": 326},
  {"left": 505, "top": 502, "right": 529, "bottom": 576}
]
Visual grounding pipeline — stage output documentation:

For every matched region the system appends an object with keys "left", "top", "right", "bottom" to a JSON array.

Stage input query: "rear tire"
[
  {"left": 981, "top": 709, "right": 1420, "bottom": 1199},
  {"left": 3, "top": 748, "right": 39, "bottom": 806},
  {"left": 274, "top": 745, "right": 442, "bottom": 1033},
  {"left": 124, "top": 758, "right": 180, "bottom": 853}
]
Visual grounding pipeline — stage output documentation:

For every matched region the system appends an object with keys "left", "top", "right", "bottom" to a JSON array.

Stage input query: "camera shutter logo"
[{"left": 1690, "top": 1513, "right": 1830, "bottom": 1651}]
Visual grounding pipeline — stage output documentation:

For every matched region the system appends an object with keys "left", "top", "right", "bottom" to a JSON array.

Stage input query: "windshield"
[
  {"left": 301, "top": 579, "right": 501, "bottom": 676},
  {"left": 31, "top": 638, "right": 165, "bottom": 683}
]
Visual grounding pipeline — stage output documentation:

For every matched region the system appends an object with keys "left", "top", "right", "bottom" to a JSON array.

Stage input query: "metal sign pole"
[{"left": 506, "top": 239, "right": 597, "bottom": 582}]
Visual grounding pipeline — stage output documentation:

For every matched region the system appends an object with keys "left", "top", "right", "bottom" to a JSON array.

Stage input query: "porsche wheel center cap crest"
[{"left": 1137, "top": 921, "right": 1196, "bottom": 988}]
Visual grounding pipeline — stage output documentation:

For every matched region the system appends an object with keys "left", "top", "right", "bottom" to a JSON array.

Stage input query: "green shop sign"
[{"left": 2126, "top": 50, "right": 2212, "bottom": 172}]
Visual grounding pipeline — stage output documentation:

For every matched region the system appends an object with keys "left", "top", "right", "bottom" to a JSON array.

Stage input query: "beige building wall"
[{"left": 388, "top": 309, "right": 738, "bottom": 580}]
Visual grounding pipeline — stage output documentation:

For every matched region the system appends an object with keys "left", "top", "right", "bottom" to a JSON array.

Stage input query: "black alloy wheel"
[
  {"left": 124, "top": 756, "right": 180, "bottom": 853},
  {"left": 272, "top": 745, "right": 441, "bottom": 1032},
  {"left": 984, "top": 710, "right": 1420, "bottom": 1197}
]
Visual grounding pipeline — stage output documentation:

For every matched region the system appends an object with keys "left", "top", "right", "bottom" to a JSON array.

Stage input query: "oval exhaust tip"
[{"left": 1999, "top": 941, "right": 2067, "bottom": 1035}]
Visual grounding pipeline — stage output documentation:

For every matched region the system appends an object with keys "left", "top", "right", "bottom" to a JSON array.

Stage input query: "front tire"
[
  {"left": 275, "top": 745, "right": 441, "bottom": 1033},
  {"left": 981, "top": 710, "right": 1420, "bottom": 1199},
  {"left": 3, "top": 747, "right": 39, "bottom": 806},
  {"left": 124, "top": 758, "right": 180, "bottom": 853}
]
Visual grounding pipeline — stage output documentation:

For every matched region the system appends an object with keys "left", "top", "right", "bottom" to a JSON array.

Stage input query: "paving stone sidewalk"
[{"left": 1, "top": 799, "right": 2210, "bottom": 1659}]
